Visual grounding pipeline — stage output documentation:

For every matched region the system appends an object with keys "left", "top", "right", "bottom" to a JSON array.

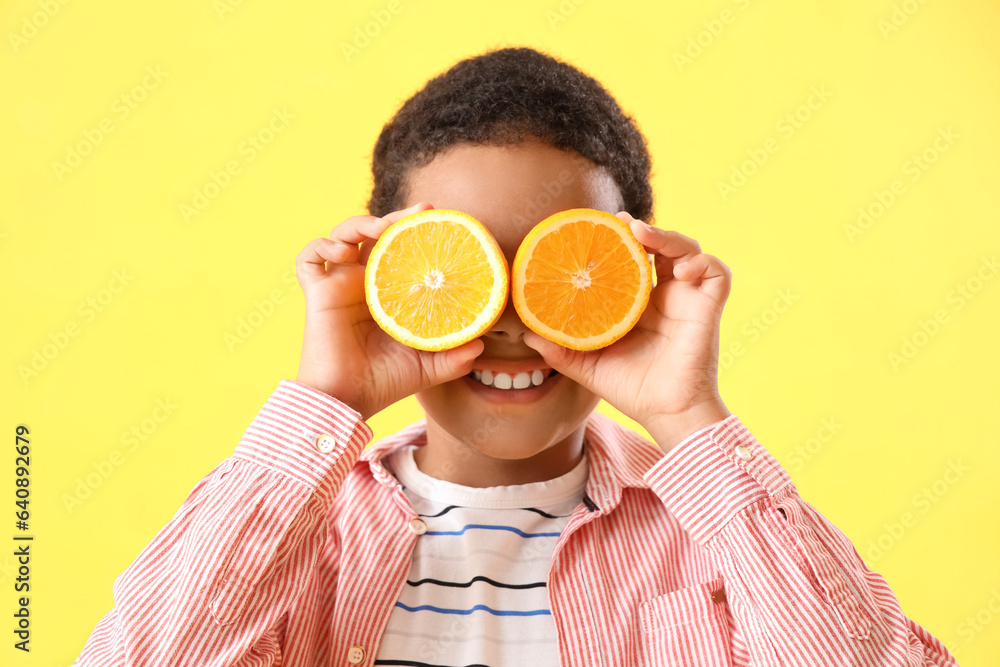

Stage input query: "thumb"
[
  {"left": 423, "top": 338, "right": 485, "bottom": 385},
  {"left": 523, "top": 330, "right": 593, "bottom": 387}
]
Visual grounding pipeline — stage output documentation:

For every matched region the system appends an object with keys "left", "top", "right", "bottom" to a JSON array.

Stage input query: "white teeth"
[
  {"left": 493, "top": 372, "right": 513, "bottom": 389},
  {"left": 471, "top": 368, "right": 552, "bottom": 389}
]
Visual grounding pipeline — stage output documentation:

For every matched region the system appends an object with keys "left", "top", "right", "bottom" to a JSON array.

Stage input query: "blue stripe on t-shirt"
[
  {"left": 423, "top": 523, "right": 561, "bottom": 538},
  {"left": 394, "top": 601, "right": 552, "bottom": 616}
]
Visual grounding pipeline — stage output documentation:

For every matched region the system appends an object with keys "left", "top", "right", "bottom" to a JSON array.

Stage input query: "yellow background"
[{"left": 2, "top": 0, "right": 998, "bottom": 664}]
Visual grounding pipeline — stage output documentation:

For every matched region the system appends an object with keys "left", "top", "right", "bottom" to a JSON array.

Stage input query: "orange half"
[
  {"left": 512, "top": 208, "right": 653, "bottom": 351},
  {"left": 365, "top": 209, "right": 509, "bottom": 351}
]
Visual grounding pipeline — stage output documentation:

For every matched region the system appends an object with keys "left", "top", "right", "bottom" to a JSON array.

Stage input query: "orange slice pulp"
[
  {"left": 364, "top": 208, "right": 509, "bottom": 351},
  {"left": 511, "top": 208, "right": 653, "bottom": 351}
]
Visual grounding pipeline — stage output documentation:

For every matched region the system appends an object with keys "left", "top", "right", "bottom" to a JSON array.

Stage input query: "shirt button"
[
  {"left": 315, "top": 434, "right": 337, "bottom": 453},
  {"left": 347, "top": 645, "right": 366, "bottom": 664},
  {"left": 409, "top": 518, "right": 427, "bottom": 534},
  {"left": 734, "top": 445, "right": 753, "bottom": 461}
]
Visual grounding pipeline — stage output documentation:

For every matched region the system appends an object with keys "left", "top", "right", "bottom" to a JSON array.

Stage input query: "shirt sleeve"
[
  {"left": 72, "top": 379, "right": 373, "bottom": 666},
  {"left": 643, "top": 414, "right": 958, "bottom": 667}
]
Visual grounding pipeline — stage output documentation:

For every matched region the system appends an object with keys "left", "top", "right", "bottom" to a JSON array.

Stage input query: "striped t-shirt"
[{"left": 374, "top": 443, "right": 589, "bottom": 667}]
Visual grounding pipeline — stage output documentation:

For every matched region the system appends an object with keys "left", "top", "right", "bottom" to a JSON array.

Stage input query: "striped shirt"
[
  {"left": 73, "top": 379, "right": 958, "bottom": 666},
  {"left": 376, "top": 443, "right": 587, "bottom": 665}
]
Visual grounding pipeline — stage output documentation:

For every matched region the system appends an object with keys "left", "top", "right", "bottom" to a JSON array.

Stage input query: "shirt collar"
[{"left": 360, "top": 411, "right": 666, "bottom": 515}]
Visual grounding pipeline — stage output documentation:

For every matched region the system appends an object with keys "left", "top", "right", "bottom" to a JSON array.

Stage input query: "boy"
[{"left": 74, "top": 47, "right": 957, "bottom": 666}]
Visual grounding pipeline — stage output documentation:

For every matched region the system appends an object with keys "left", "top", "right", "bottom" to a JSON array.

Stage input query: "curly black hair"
[{"left": 367, "top": 46, "right": 654, "bottom": 223}]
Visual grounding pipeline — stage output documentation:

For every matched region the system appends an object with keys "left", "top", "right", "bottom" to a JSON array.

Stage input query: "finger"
[
  {"left": 672, "top": 253, "right": 729, "bottom": 280},
  {"left": 361, "top": 202, "right": 438, "bottom": 265},
  {"left": 420, "top": 337, "right": 485, "bottom": 386},
  {"left": 295, "top": 237, "right": 366, "bottom": 283},
  {"left": 359, "top": 238, "right": 379, "bottom": 267},
  {"left": 621, "top": 216, "right": 703, "bottom": 285},
  {"left": 330, "top": 240, "right": 359, "bottom": 265},
  {"left": 296, "top": 238, "right": 340, "bottom": 282},
  {"left": 315, "top": 237, "right": 362, "bottom": 265},
  {"left": 382, "top": 201, "right": 435, "bottom": 224},
  {"left": 671, "top": 253, "right": 733, "bottom": 301},
  {"left": 329, "top": 202, "right": 435, "bottom": 247},
  {"left": 626, "top": 218, "right": 702, "bottom": 259},
  {"left": 522, "top": 330, "right": 598, "bottom": 392}
]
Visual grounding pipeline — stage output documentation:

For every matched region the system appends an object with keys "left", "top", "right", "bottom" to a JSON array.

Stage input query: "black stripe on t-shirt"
[
  {"left": 418, "top": 505, "right": 459, "bottom": 518},
  {"left": 374, "top": 661, "right": 491, "bottom": 667},
  {"left": 406, "top": 575, "right": 546, "bottom": 590},
  {"left": 419, "top": 505, "right": 572, "bottom": 519},
  {"left": 520, "top": 507, "right": 571, "bottom": 519}
]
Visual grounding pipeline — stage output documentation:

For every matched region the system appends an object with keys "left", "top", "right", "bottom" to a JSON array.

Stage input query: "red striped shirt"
[{"left": 73, "top": 379, "right": 958, "bottom": 666}]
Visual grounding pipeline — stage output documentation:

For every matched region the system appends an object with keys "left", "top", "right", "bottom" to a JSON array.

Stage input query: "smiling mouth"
[{"left": 466, "top": 369, "right": 560, "bottom": 390}]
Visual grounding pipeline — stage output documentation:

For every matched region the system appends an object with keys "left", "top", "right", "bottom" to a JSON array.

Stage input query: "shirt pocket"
[{"left": 637, "top": 576, "right": 732, "bottom": 667}]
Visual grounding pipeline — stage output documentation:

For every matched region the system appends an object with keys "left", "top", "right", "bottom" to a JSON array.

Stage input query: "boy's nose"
[{"left": 483, "top": 294, "right": 531, "bottom": 344}]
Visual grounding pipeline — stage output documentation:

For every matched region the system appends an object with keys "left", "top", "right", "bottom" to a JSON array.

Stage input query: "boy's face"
[{"left": 404, "top": 138, "right": 626, "bottom": 471}]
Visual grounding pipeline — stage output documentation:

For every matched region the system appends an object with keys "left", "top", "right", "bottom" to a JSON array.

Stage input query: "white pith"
[
  {"left": 470, "top": 369, "right": 557, "bottom": 389},
  {"left": 571, "top": 263, "right": 595, "bottom": 288},
  {"left": 423, "top": 269, "right": 445, "bottom": 289}
]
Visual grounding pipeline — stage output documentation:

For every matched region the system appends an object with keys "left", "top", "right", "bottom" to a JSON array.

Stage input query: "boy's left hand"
[{"left": 523, "top": 212, "right": 732, "bottom": 453}]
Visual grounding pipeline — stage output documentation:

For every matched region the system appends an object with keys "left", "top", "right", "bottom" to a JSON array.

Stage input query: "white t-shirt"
[{"left": 375, "top": 444, "right": 589, "bottom": 667}]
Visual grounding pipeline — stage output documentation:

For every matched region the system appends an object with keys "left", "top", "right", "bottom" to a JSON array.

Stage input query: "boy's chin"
[{"left": 465, "top": 412, "right": 588, "bottom": 447}]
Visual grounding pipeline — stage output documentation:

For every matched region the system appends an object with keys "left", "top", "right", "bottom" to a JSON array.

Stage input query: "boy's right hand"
[{"left": 294, "top": 202, "right": 485, "bottom": 421}]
